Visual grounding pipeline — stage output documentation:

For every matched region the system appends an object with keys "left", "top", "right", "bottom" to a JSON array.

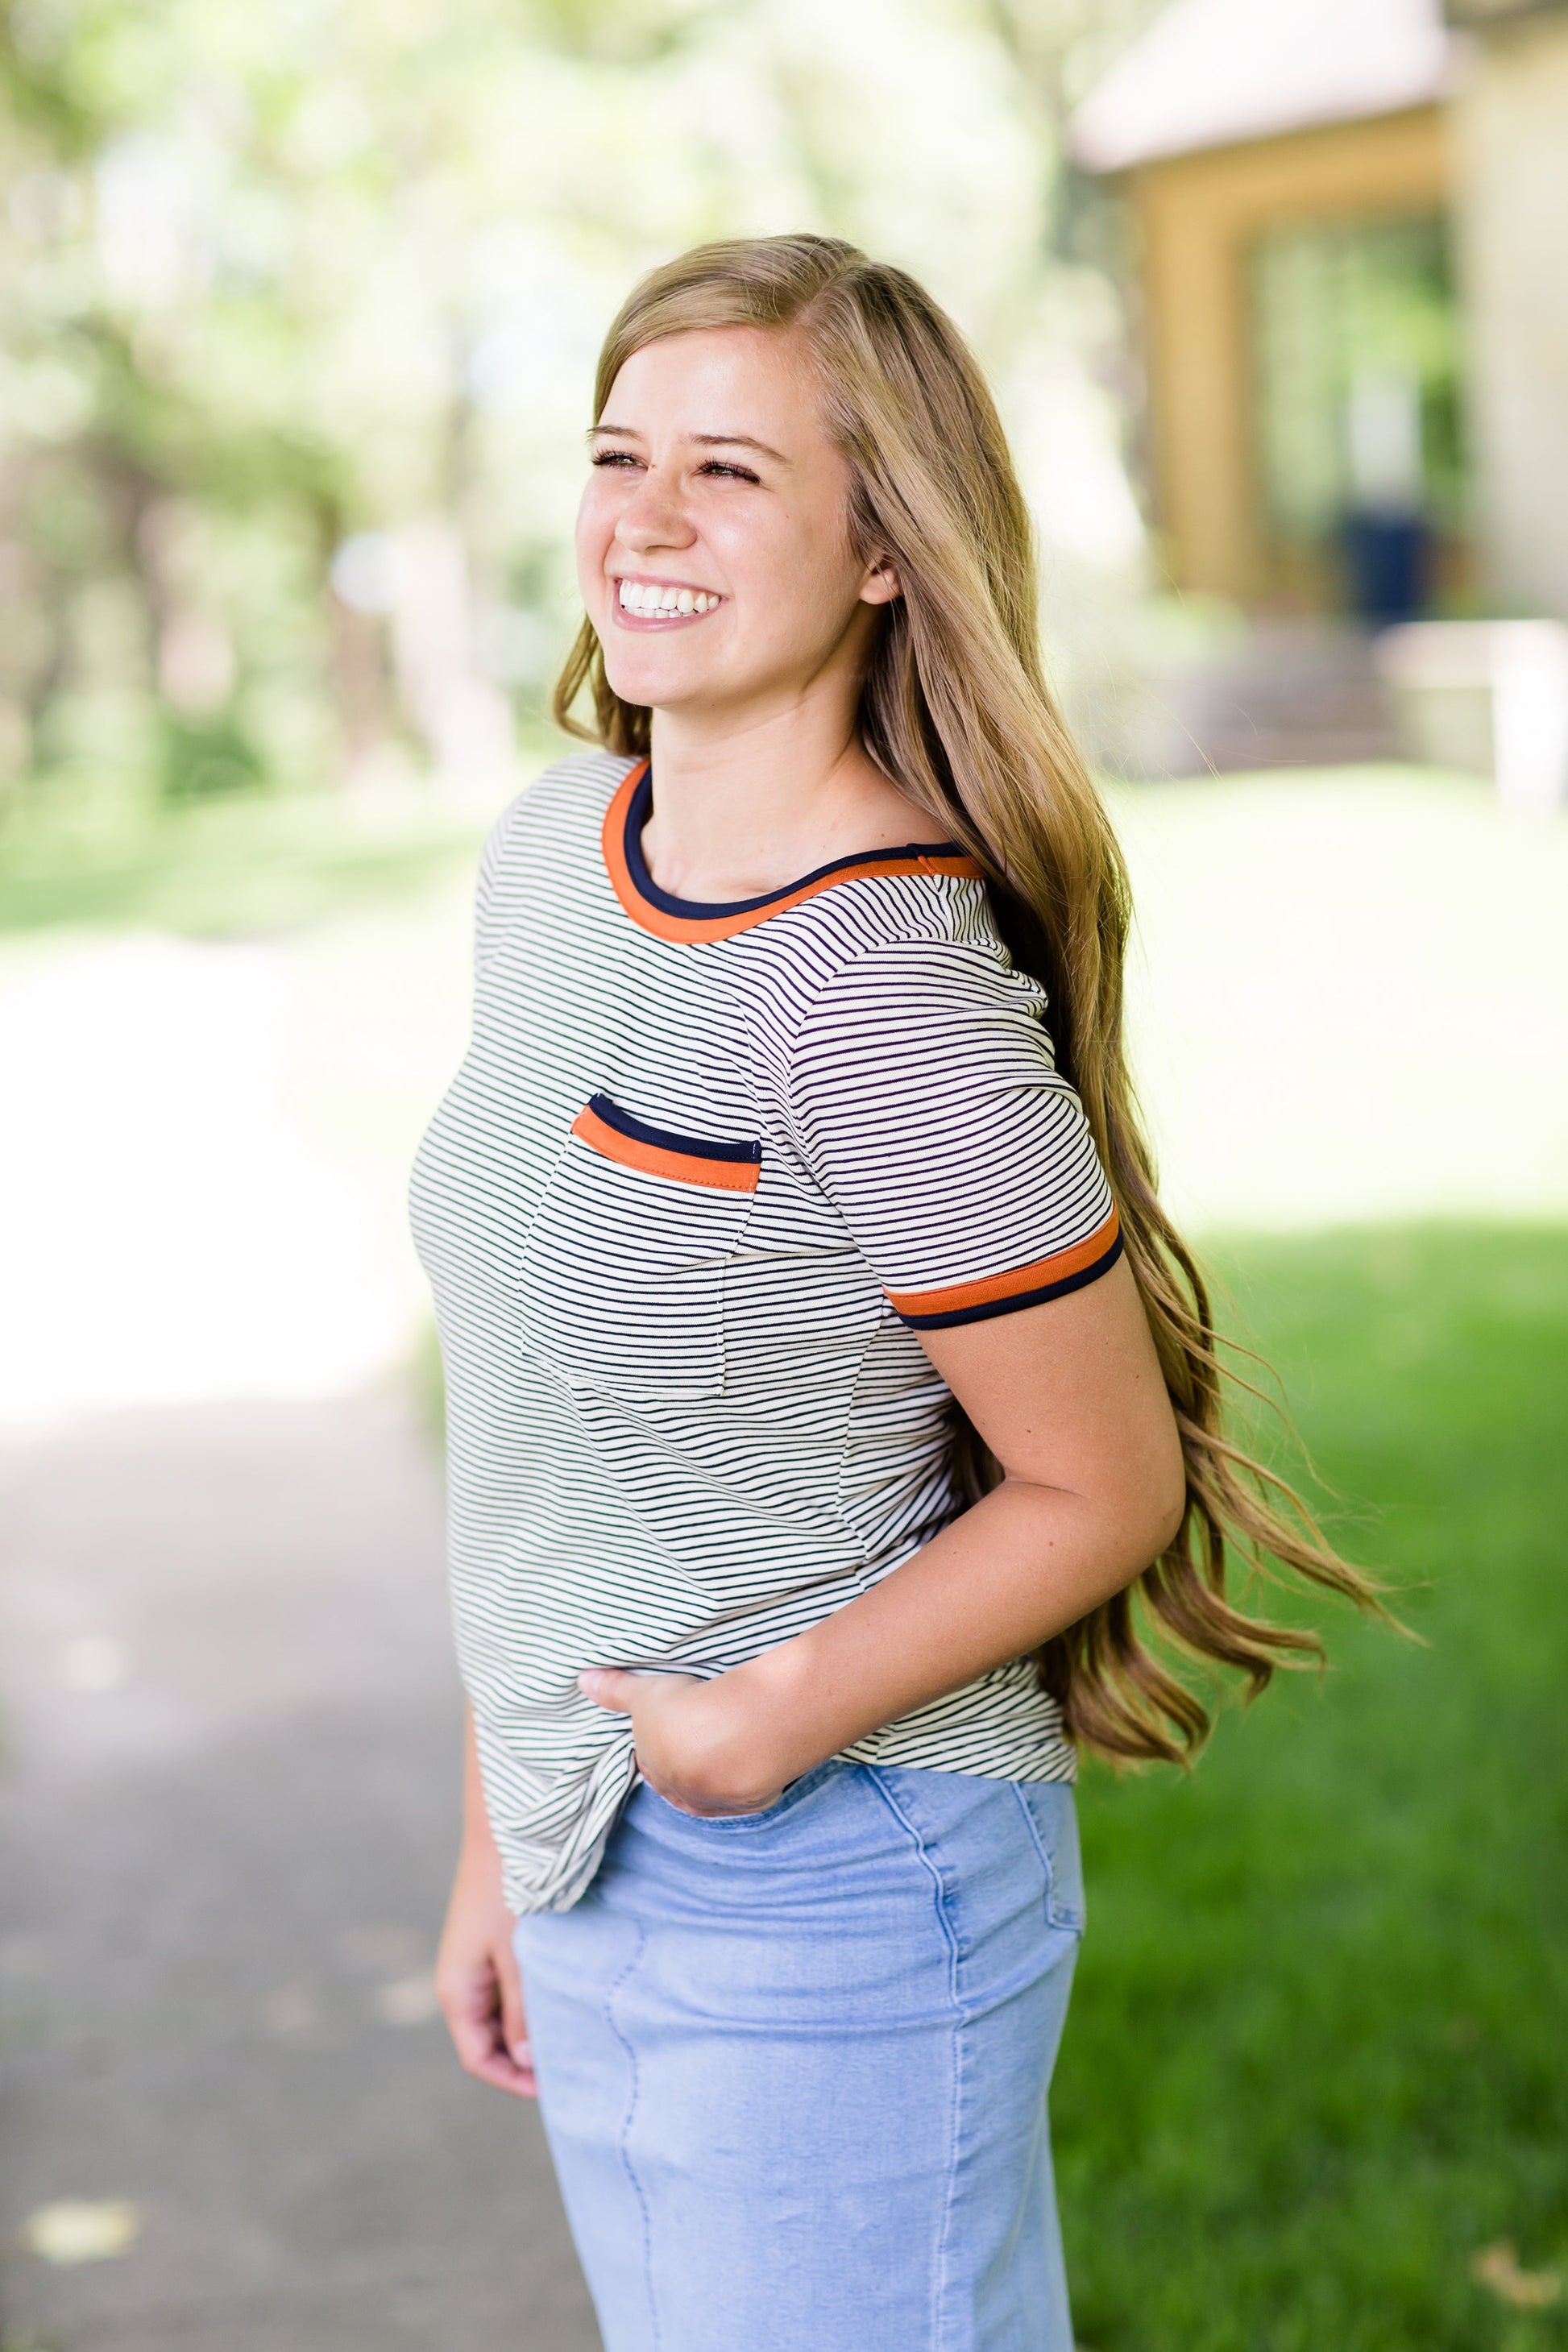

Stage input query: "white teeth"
[{"left": 616, "top": 581, "right": 719, "bottom": 616}]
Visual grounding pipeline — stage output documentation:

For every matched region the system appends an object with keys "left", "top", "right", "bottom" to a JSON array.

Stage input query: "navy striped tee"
[{"left": 410, "top": 750, "right": 1120, "bottom": 1912}]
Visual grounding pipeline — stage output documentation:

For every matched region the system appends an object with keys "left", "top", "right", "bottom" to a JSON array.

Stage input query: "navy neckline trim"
[{"left": 621, "top": 767, "right": 968, "bottom": 922}]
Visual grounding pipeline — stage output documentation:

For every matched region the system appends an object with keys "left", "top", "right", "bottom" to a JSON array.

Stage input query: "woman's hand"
[
  {"left": 579, "top": 1665, "right": 796, "bottom": 1817},
  {"left": 435, "top": 1841, "right": 537, "bottom": 2099}
]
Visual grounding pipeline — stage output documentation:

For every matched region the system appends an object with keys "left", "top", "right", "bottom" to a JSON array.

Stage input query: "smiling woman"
[
  {"left": 571, "top": 321, "right": 911, "bottom": 910},
  {"left": 410, "top": 233, "right": 1378, "bottom": 2352}
]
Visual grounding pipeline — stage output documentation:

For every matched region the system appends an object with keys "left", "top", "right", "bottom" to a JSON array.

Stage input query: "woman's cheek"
[{"left": 575, "top": 490, "right": 616, "bottom": 593}]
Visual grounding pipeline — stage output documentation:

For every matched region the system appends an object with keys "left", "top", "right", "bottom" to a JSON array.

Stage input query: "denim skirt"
[{"left": 512, "top": 1760, "right": 1085, "bottom": 2352}]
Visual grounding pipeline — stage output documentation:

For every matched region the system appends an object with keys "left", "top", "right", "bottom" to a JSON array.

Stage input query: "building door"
[{"left": 1251, "top": 213, "right": 1467, "bottom": 616}]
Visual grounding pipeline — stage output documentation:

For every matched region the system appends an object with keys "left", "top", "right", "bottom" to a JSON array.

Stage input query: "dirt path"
[{"left": 0, "top": 1388, "right": 599, "bottom": 2352}]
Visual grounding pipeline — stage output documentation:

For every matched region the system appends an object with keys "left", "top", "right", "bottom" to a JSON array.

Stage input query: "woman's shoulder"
[
  {"left": 736, "top": 865, "right": 1052, "bottom": 1100},
  {"left": 471, "top": 746, "right": 634, "bottom": 963},
  {"left": 485, "top": 745, "right": 636, "bottom": 866},
  {"left": 749, "top": 860, "right": 1031, "bottom": 1005}
]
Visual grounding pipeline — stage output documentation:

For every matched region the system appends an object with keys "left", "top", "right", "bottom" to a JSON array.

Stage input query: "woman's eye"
[
  {"left": 591, "top": 450, "right": 640, "bottom": 469},
  {"left": 699, "top": 461, "right": 759, "bottom": 483}
]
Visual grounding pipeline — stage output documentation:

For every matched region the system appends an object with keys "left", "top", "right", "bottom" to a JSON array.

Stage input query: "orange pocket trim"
[{"left": 572, "top": 1102, "right": 761, "bottom": 1194}]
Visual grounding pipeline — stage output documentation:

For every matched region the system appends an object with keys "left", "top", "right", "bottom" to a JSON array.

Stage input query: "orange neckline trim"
[{"left": 601, "top": 760, "right": 985, "bottom": 944}]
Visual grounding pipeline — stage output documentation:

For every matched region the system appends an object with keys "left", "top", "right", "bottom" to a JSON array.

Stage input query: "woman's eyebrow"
[
  {"left": 691, "top": 432, "right": 789, "bottom": 465},
  {"left": 587, "top": 422, "right": 788, "bottom": 465}
]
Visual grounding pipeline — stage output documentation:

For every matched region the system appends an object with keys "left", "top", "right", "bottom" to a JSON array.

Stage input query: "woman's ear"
[{"left": 860, "top": 555, "right": 902, "bottom": 608}]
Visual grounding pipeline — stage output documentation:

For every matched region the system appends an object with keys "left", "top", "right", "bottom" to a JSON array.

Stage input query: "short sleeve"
[{"left": 785, "top": 936, "right": 1122, "bottom": 1328}]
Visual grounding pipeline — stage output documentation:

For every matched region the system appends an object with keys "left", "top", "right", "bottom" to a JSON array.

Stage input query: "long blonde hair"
[{"left": 554, "top": 232, "right": 1379, "bottom": 1764}]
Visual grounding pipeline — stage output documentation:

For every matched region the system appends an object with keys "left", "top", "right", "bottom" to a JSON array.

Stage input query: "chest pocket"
[{"left": 516, "top": 1093, "right": 761, "bottom": 1399}]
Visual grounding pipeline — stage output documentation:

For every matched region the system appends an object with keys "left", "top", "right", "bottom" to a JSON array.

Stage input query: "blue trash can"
[{"left": 1340, "top": 509, "right": 1430, "bottom": 622}]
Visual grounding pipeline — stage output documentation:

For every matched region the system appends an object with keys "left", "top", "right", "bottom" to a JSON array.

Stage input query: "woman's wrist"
[
  {"left": 577, "top": 1625, "right": 876, "bottom": 1819},
  {"left": 455, "top": 1822, "right": 504, "bottom": 1890},
  {"left": 713, "top": 1630, "right": 840, "bottom": 1798}
]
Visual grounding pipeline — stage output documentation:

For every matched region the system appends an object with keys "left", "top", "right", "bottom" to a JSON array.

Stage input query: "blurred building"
[{"left": 1071, "top": 0, "right": 1568, "bottom": 629}]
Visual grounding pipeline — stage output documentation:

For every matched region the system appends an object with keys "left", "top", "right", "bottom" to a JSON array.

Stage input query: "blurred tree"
[{"left": 1, "top": 0, "right": 1154, "bottom": 806}]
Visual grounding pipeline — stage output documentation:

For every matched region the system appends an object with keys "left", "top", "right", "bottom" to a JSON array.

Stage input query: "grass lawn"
[
  {"left": 1060, "top": 1223, "right": 1568, "bottom": 2352},
  {"left": 0, "top": 778, "right": 488, "bottom": 938}
]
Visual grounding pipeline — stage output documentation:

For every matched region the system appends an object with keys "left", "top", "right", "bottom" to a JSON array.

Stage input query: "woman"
[{"left": 413, "top": 234, "right": 1370, "bottom": 2351}]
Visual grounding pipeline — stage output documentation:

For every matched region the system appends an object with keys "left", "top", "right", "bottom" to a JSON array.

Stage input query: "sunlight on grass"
[
  {"left": 1113, "top": 769, "right": 1568, "bottom": 1231},
  {"left": 0, "top": 775, "right": 489, "bottom": 940},
  {"left": 1059, "top": 1224, "right": 1568, "bottom": 2352}
]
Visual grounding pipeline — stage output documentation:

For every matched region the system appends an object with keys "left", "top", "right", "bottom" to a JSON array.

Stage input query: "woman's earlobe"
[{"left": 862, "top": 559, "right": 902, "bottom": 607}]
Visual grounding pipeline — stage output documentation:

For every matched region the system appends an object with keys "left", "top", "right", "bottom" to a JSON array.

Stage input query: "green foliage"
[
  {"left": 0, "top": 0, "right": 1148, "bottom": 800},
  {"left": 157, "top": 704, "right": 263, "bottom": 799},
  {"left": 1060, "top": 1224, "right": 1568, "bottom": 2351}
]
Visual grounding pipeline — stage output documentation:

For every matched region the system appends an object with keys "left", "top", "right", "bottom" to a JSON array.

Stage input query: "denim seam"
[
  {"left": 1008, "top": 1779, "right": 1060, "bottom": 1923},
  {"left": 603, "top": 1922, "right": 662, "bottom": 2350},
  {"left": 1009, "top": 1782, "right": 1084, "bottom": 1932},
  {"left": 866, "top": 1766, "right": 966, "bottom": 2352}
]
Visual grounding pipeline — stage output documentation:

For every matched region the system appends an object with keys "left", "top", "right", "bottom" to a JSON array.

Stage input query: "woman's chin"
[{"left": 601, "top": 650, "right": 725, "bottom": 714}]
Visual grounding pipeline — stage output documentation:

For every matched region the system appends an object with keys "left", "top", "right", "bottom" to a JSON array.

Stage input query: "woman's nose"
[{"left": 615, "top": 467, "right": 695, "bottom": 553}]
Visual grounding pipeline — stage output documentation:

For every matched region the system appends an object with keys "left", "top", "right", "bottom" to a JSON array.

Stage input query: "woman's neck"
[{"left": 641, "top": 693, "right": 929, "bottom": 904}]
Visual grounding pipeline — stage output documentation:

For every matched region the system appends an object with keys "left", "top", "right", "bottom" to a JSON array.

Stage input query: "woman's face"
[{"left": 575, "top": 325, "right": 897, "bottom": 722}]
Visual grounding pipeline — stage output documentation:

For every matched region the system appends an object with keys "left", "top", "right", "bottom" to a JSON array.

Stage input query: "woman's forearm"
[
  {"left": 579, "top": 1262, "right": 1188, "bottom": 1814},
  {"left": 683, "top": 1466, "right": 1178, "bottom": 1805},
  {"left": 459, "top": 1705, "right": 502, "bottom": 1863}
]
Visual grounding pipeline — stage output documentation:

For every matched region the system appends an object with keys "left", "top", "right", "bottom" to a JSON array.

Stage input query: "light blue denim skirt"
[{"left": 512, "top": 1760, "right": 1084, "bottom": 2352}]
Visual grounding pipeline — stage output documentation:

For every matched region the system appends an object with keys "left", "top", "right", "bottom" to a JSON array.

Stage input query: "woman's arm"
[
  {"left": 581, "top": 1253, "right": 1186, "bottom": 1814},
  {"left": 433, "top": 1707, "right": 537, "bottom": 2097}
]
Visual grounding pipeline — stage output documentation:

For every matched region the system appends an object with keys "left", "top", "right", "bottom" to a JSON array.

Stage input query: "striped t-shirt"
[{"left": 410, "top": 749, "right": 1121, "bottom": 1913}]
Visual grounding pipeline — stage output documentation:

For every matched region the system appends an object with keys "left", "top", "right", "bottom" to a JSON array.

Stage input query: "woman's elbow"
[
  {"left": 1095, "top": 1481, "right": 1184, "bottom": 1603},
  {"left": 1126, "top": 1434, "right": 1188, "bottom": 1568},
  {"left": 1147, "top": 1472, "right": 1188, "bottom": 1562},
  {"left": 1065, "top": 1454, "right": 1188, "bottom": 1608}
]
